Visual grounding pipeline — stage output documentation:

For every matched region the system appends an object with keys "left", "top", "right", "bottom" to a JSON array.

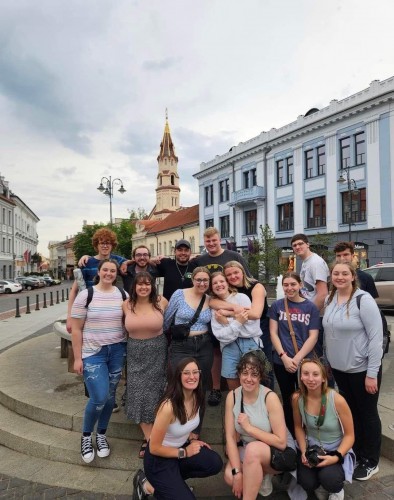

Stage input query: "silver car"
[{"left": 363, "top": 263, "right": 394, "bottom": 310}]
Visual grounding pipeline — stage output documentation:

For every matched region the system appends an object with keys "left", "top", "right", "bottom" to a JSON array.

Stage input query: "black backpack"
[
  {"left": 85, "top": 285, "right": 127, "bottom": 308},
  {"left": 356, "top": 294, "right": 390, "bottom": 357}
]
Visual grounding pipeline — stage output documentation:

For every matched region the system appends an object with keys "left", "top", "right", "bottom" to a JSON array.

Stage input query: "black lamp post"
[
  {"left": 97, "top": 176, "right": 126, "bottom": 225},
  {"left": 337, "top": 167, "right": 359, "bottom": 242}
]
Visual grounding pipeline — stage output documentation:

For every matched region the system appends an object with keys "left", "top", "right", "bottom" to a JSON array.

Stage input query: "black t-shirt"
[
  {"left": 156, "top": 258, "right": 198, "bottom": 300},
  {"left": 195, "top": 250, "right": 251, "bottom": 276},
  {"left": 356, "top": 269, "right": 379, "bottom": 298},
  {"left": 122, "top": 263, "right": 160, "bottom": 295}
]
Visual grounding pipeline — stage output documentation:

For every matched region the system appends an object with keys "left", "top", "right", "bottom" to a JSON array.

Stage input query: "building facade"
[{"left": 194, "top": 77, "right": 394, "bottom": 267}]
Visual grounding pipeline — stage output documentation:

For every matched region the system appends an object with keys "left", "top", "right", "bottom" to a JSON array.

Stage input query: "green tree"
[
  {"left": 310, "top": 232, "right": 336, "bottom": 265},
  {"left": 128, "top": 207, "right": 148, "bottom": 220},
  {"left": 30, "top": 252, "right": 42, "bottom": 267},
  {"left": 111, "top": 219, "right": 135, "bottom": 258}
]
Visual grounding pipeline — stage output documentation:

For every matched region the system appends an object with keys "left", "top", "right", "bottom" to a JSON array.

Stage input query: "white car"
[{"left": 0, "top": 280, "right": 23, "bottom": 293}]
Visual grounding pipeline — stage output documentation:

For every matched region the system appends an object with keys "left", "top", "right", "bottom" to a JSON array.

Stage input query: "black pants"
[
  {"left": 332, "top": 367, "right": 382, "bottom": 466},
  {"left": 297, "top": 454, "right": 345, "bottom": 493},
  {"left": 273, "top": 363, "right": 298, "bottom": 436},
  {"left": 144, "top": 442, "right": 223, "bottom": 500},
  {"left": 260, "top": 316, "right": 274, "bottom": 390}
]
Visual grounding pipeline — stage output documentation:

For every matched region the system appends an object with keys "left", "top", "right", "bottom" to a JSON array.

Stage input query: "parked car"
[
  {"left": 42, "top": 276, "right": 55, "bottom": 286},
  {"left": 15, "top": 277, "right": 41, "bottom": 291},
  {"left": 363, "top": 263, "right": 394, "bottom": 310},
  {"left": 28, "top": 276, "right": 46, "bottom": 287},
  {"left": 0, "top": 280, "right": 23, "bottom": 294},
  {"left": 51, "top": 278, "right": 61, "bottom": 285},
  {"left": 0, "top": 283, "right": 4, "bottom": 294}
]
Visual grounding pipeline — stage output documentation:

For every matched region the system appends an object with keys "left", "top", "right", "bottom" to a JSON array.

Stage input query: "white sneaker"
[
  {"left": 96, "top": 433, "right": 110, "bottom": 458},
  {"left": 81, "top": 434, "right": 95, "bottom": 463},
  {"left": 328, "top": 489, "right": 344, "bottom": 500},
  {"left": 314, "top": 485, "right": 329, "bottom": 500},
  {"left": 258, "top": 474, "right": 273, "bottom": 497}
]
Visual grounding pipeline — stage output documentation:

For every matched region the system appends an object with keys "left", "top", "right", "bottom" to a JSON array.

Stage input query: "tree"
[
  {"left": 72, "top": 223, "right": 106, "bottom": 262},
  {"left": 30, "top": 252, "right": 42, "bottom": 267},
  {"left": 111, "top": 219, "right": 135, "bottom": 258},
  {"left": 310, "top": 232, "right": 336, "bottom": 264},
  {"left": 128, "top": 207, "right": 148, "bottom": 220}
]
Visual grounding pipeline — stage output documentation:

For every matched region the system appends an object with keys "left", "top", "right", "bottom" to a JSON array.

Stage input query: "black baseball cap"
[{"left": 175, "top": 239, "right": 191, "bottom": 249}]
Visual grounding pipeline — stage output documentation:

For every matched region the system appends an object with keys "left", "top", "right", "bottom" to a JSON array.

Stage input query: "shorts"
[{"left": 221, "top": 337, "right": 259, "bottom": 379}]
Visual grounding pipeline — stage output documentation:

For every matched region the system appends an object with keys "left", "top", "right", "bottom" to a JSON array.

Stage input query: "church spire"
[{"left": 157, "top": 109, "right": 178, "bottom": 162}]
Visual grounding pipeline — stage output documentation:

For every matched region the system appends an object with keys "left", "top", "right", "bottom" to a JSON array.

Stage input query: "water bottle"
[{"left": 73, "top": 268, "right": 86, "bottom": 292}]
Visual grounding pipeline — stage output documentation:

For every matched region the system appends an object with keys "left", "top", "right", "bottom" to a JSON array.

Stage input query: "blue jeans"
[
  {"left": 222, "top": 338, "right": 260, "bottom": 379},
  {"left": 82, "top": 342, "right": 126, "bottom": 433}
]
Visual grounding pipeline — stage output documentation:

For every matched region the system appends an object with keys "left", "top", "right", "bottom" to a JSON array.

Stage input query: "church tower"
[{"left": 151, "top": 110, "right": 180, "bottom": 220}]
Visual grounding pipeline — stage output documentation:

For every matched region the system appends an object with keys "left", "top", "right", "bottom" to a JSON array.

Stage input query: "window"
[
  {"left": 219, "top": 179, "right": 230, "bottom": 202},
  {"left": 341, "top": 187, "right": 366, "bottom": 223},
  {"left": 286, "top": 157, "right": 294, "bottom": 184},
  {"left": 340, "top": 137, "right": 351, "bottom": 169},
  {"left": 278, "top": 203, "right": 294, "bottom": 231},
  {"left": 306, "top": 196, "right": 326, "bottom": 228},
  {"left": 205, "top": 219, "right": 214, "bottom": 228},
  {"left": 355, "top": 132, "right": 365, "bottom": 165},
  {"left": 243, "top": 171, "right": 250, "bottom": 189},
  {"left": 171, "top": 175, "right": 175, "bottom": 185},
  {"left": 245, "top": 210, "right": 257, "bottom": 235},
  {"left": 305, "top": 149, "right": 314, "bottom": 179},
  {"left": 276, "top": 160, "right": 284, "bottom": 186},
  {"left": 220, "top": 215, "right": 230, "bottom": 238},
  {"left": 204, "top": 185, "right": 213, "bottom": 207},
  {"left": 251, "top": 168, "right": 257, "bottom": 186},
  {"left": 317, "top": 145, "right": 326, "bottom": 176}
]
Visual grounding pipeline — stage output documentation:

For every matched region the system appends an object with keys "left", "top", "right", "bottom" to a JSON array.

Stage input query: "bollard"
[
  {"left": 35, "top": 294, "right": 40, "bottom": 311},
  {"left": 15, "top": 298, "right": 21, "bottom": 318},
  {"left": 50, "top": 291, "right": 54, "bottom": 306},
  {"left": 56, "top": 290, "right": 60, "bottom": 304},
  {"left": 26, "top": 296, "right": 31, "bottom": 314},
  {"left": 61, "top": 289, "right": 65, "bottom": 302},
  {"left": 66, "top": 288, "right": 69, "bottom": 300},
  {"left": 43, "top": 292, "right": 47, "bottom": 308}
]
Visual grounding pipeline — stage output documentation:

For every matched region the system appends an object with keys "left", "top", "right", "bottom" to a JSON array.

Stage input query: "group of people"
[{"left": 67, "top": 227, "right": 384, "bottom": 500}]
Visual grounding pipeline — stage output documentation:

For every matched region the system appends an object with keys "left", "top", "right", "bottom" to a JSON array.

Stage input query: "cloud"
[{"left": 142, "top": 57, "right": 182, "bottom": 71}]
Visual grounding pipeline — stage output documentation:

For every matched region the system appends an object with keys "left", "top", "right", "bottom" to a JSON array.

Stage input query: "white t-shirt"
[{"left": 299, "top": 253, "right": 329, "bottom": 303}]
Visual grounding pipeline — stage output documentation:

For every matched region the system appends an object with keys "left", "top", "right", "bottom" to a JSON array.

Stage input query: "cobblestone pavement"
[{"left": 1, "top": 472, "right": 393, "bottom": 499}]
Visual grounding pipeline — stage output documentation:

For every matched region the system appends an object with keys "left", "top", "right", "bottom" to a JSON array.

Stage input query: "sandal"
[{"left": 139, "top": 439, "right": 148, "bottom": 459}]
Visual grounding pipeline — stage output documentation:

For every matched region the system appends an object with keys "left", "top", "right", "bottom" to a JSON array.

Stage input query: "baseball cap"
[{"left": 175, "top": 239, "right": 191, "bottom": 249}]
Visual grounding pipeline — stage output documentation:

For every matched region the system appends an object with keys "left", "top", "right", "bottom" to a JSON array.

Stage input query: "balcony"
[
  {"left": 307, "top": 217, "right": 326, "bottom": 228},
  {"left": 279, "top": 218, "right": 294, "bottom": 231},
  {"left": 229, "top": 186, "right": 265, "bottom": 206}
]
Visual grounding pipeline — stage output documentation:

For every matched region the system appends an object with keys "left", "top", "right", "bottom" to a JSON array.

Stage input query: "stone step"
[{"left": 0, "top": 333, "right": 225, "bottom": 444}]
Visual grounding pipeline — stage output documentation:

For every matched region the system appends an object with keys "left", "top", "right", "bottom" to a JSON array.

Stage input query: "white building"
[
  {"left": 194, "top": 77, "right": 394, "bottom": 266},
  {"left": 0, "top": 175, "right": 15, "bottom": 279}
]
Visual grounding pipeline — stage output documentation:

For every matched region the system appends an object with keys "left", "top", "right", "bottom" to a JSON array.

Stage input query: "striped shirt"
[{"left": 71, "top": 286, "right": 127, "bottom": 358}]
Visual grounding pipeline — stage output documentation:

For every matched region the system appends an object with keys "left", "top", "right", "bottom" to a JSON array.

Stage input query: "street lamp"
[
  {"left": 97, "top": 176, "right": 126, "bottom": 225},
  {"left": 337, "top": 167, "right": 359, "bottom": 241}
]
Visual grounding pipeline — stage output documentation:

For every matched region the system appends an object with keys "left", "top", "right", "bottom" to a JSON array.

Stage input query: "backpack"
[
  {"left": 356, "top": 294, "right": 390, "bottom": 357},
  {"left": 85, "top": 285, "right": 127, "bottom": 308}
]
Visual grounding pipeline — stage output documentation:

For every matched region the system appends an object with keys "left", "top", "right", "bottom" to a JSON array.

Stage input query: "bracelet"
[
  {"left": 328, "top": 450, "right": 344, "bottom": 464},
  {"left": 279, "top": 351, "right": 287, "bottom": 358}
]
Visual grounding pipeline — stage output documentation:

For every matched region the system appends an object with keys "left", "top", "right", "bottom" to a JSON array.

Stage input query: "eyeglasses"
[
  {"left": 292, "top": 242, "right": 306, "bottom": 248},
  {"left": 135, "top": 253, "right": 149, "bottom": 258},
  {"left": 181, "top": 370, "right": 202, "bottom": 377},
  {"left": 194, "top": 278, "right": 209, "bottom": 284},
  {"left": 99, "top": 241, "right": 111, "bottom": 246}
]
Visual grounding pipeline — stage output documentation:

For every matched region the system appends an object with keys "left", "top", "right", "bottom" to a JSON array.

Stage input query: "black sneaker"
[
  {"left": 208, "top": 389, "right": 222, "bottom": 406},
  {"left": 81, "top": 434, "right": 95, "bottom": 463},
  {"left": 96, "top": 433, "right": 110, "bottom": 458},
  {"left": 112, "top": 403, "right": 120, "bottom": 413},
  {"left": 132, "top": 469, "right": 148, "bottom": 500},
  {"left": 353, "top": 459, "right": 379, "bottom": 481}
]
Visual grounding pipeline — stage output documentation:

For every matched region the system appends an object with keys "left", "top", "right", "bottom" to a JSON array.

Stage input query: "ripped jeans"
[{"left": 82, "top": 342, "right": 126, "bottom": 433}]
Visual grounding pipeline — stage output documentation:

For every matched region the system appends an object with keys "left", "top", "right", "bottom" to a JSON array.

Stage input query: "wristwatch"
[
  {"left": 328, "top": 450, "right": 344, "bottom": 464},
  {"left": 178, "top": 447, "right": 186, "bottom": 459},
  {"left": 232, "top": 468, "right": 241, "bottom": 476}
]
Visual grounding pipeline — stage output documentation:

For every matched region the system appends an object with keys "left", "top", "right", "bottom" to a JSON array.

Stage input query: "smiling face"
[
  {"left": 134, "top": 247, "right": 150, "bottom": 269},
  {"left": 239, "top": 363, "right": 261, "bottom": 392},
  {"left": 135, "top": 278, "right": 152, "bottom": 298},
  {"left": 180, "top": 361, "right": 201, "bottom": 391},
  {"left": 211, "top": 274, "right": 230, "bottom": 299},
  {"left": 192, "top": 271, "right": 210, "bottom": 293},
  {"left": 282, "top": 276, "right": 302, "bottom": 299},
  {"left": 98, "top": 261, "right": 117, "bottom": 284},
  {"left": 204, "top": 233, "right": 222, "bottom": 256},
  {"left": 331, "top": 263, "right": 355, "bottom": 291},
  {"left": 97, "top": 239, "right": 113, "bottom": 259},
  {"left": 300, "top": 361, "right": 325, "bottom": 392},
  {"left": 175, "top": 245, "right": 191, "bottom": 264},
  {"left": 224, "top": 265, "right": 244, "bottom": 288},
  {"left": 291, "top": 239, "right": 310, "bottom": 259}
]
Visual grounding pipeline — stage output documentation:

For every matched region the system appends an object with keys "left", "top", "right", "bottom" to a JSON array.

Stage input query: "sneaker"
[
  {"left": 132, "top": 469, "right": 148, "bottom": 500},
  {"left": 328, "top": 489, "right": 344, "bottom": 500},
  {"left": 353, "top": 460, "right": 379, "bottom": 481},
  {"left": 112, "top": 403, "right": 120, "bottom": 413},
  {"left": 96, "top": 433, "right": 110, "bottom": 458},
  {"left": 81, "top": 434, "right": 95, "bottom": 463},
  {"left": 258, "top": 474, "right": 273, "bottom": 497},
  {"left": 314, "top": 485, "right": 329, "bottom": 500},
  {"left": 207, "top": 389, "right": 222, "bottom": 406}
]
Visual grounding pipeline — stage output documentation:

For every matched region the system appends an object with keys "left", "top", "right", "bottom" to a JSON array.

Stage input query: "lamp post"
[
  {"left": 97, "top": 176, "right": 126, "bottom": 225},
  {"left": 337, "top": 167, "right": 359, "bottom": 242}
]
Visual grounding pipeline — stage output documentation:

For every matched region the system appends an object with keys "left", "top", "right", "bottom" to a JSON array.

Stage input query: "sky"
[{"left": 1, "top": 0, "right": 394, "bottom": 255}]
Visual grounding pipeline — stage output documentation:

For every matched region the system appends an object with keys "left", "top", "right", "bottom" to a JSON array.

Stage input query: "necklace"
[{"left": 175, "top": 261, "right": 189, "bottom": 282}]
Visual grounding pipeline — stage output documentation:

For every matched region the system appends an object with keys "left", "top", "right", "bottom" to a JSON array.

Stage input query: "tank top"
[
  {"left": 162, "top": 412, "right": 200, "bottom": 448},
  {"left": 233, "top": 385, "right": 271, "bottom": 444},
  {"left": 237, "top": 281, "right": 269, "bottom": 320},
  {"left": 124, "top": 306, "right": 163, "bottom": 339}
]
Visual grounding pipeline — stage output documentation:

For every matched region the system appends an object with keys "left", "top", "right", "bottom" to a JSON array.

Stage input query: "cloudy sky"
[{"left": 1, "top": 0, "right": 393, "bottom": 255}]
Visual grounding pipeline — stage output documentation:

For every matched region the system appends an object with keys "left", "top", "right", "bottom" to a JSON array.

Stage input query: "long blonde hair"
[{"left": 223, "top": 261, "right": 256, "bottom": 289}]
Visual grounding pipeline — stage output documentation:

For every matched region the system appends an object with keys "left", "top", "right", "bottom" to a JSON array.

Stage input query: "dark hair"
[
  {"left": 92, "top": 228, "right": 118, "bottom": 251},
  {"left": 156, "top": 357, "right": 205, "bottom": 425},
  {"left": 334, "top": 241, "right": 354, "bottom": 254},
  {"left": 290, "top": 233, "right": 309, "bottom": 245},
  {"left": 94, "top": 258, "right": 119, "bottom": 285},
  {"left": 132, "top": 245, "right": 150, "bottom": 258},
  {"left": 128, "top": 271, "right": 162, "bottom": 313},
  {"left": 282, "top": 271, "right": 302, "bottom": 284},
  {"left": 236, "top": 351, "right": 271, "bottom": 385}
]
